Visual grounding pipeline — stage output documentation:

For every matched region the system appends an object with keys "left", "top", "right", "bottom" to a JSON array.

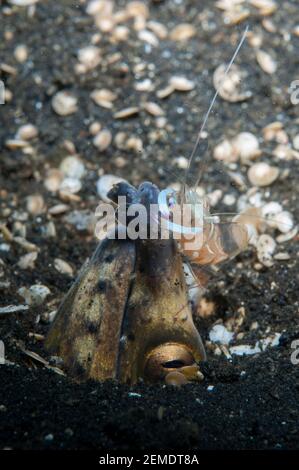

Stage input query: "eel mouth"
[{"left": 144, "top": 342, "right": 203, "bottom": 383}]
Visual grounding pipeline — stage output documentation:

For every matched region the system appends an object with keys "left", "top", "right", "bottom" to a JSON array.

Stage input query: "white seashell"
[
  {"left": 26, "top": 194, "right": 45, "bottom": 215},
  {"left": 213, "top": 139, "right": 238, "bottom": 163},
  {"left": 209, "top": 324, "right": 234, "bottom": 345},
  {"left": 18, "top": 284, "right": 51, "bottom": 306},
  {"left": 273, "top": 144, "right": 294, "bottom": 160},
  {"left": 143, "top": 101, "right": 164, "bottom": 116},
  {"left": 213, "top": 63, "right": 252, "bottom": 102},
  {"left": 274, "top": 252, "right": 290, "bottom": 261},
  {"left": 86, "top": 0, "right": 113, "bottom": 16},
  {"left": 276, "top": 226, "right": 298, "bottom": 243},
  {"left": 169, "top": 23, "right": 196, "bottom": 41},
  {"left": 44, "top": 169, "right": 64, "bottom": 192},
  {"left": 59, "top": 178, "right": 82, "bottom": 194},
  {"left": 54, "top": 258, "right": 73, "bottom": 276},
  {"left": 52, "top": 91, "right": 78, "bottom": 116},
  {"left": 257, "top": 234, "right": 276, "bottom": 267},
  {"left": 89, "top": 121, "right": 102, "bottom": 135},
  {"left": 59, "top": 156, "right": 85, "bottom": 179},
  {"left": 156, "top": 84, "right": 175, "bottom": 99},
  {"left": 18, "top": 252, "right": 38, "bottom": 269},
  {"left": 293, "top": 134, "right": 299, "bottom": 150},
  {"left": 233, "top": 132, "right": 260, "bottom": 162},
  {"left": 175, "top": 156, "right": 188, "bottom": 169},
  {"left": 8, "top": 0, "right": 38, "bottom": 5},
  {"left": 147, "top": 21, "right": 168, "bottom": 40},
  {"left": 134, "top": 79, "right": 153, "bottom": 92},
  {"left": 248, "top": 162, "right": 279, "bottom": 187},
  {"left": 126, "top": 1, "right": 149, "bottom": 18},
  {"left": 93, "top": 129, "right": 112, "bottom": 151},
  {"left": 126, "top": 136, "right": 143, "bottom": 153},
  {"left": 256, "top": 49, "right": 277, "bottom": 74},
  {"left": 14, "top": 44, "right": 28, "bottom": 63},
  {"left": 113, "top": 26, "right": 130, "bottom": 42},
  {"left": 273, "top": 211, "right": 294, "bottom": 234},
  {"left": 138, "top": 30, "right": 158, "bottom": 47},
  {"left": 5, "top": 139, "right": 29, "bottom": 149},
  {"left": 77, "top": 46, "right": 101, "bottom": 69},
  {"left": 91, "top": 88, "right": 117, "bottom": 108},
  {"left": 96, "top": 174, "right": 126, "bottom": 202},
  {"left": 48, "top": 204, "right": 70, "bottom": 215},
  {"left": 261, "top": 201, "right": 283, "bottom": 227},
  {"left": 169, "top": 76, "right": 194, "bottom": 91},
  {"left": 114, "top": 107, "right": 139, "bottom": 119},
  {"left": 16, "top": 124, "right": 38, "bottom": 141},
  {"left": 262, "top": 121, "right": 283, "bottom": 141}
]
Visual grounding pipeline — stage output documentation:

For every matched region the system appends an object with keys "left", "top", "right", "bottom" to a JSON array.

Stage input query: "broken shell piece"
[
  {"left": 138, "top": 30, "right": 158, "bottom": 47},
  {"left": 18, "top": 252, "right": 38, "bottom": 269},
  {"left": 59, "top": 156, "right": 85, "bottom": 179},
  {"left": 93, "top": 129, "right": 112, "bottom": 151},
  {"left": 223, "top": 7, "right": 250, "bottom": 26},
  {"left": 5, "top": 139, "right": 29, "bottom": 150},
  {"left": 18, "top": 284, "right": 51, "bottom": 306},
  {"left": 96, "top": 174, "right": 126, "bottom": 202},
  {"left": 8, "top": 0, "right": 39, "bottom": 5},
  {"left": 293, "top": 134, "right": 299, "bottom": 150},
  {"left": 156, "top": 84, "right": 175, "bottom": 99},
  {"left": 257, "top": 234, "right": 276, "bottom": 267},
  {"left": 126, "top": 1, "right": 149, "bottom": 18},
  {"left": 274, "top": 252, "right": 290, "bottom": 261},
  {"left": 54, "top": 258, "right": 74, "bottom": 276},
  {"left": 134, "top": 78, "right": 153, "bottom": 92},
  {"left": 147, "top": 21, "right": 168, "bottom": 40},
  {"left": 114, "top": 107, "right": 139, "bottom": 119},
  {"left": 233, "top": 132, "right": 260, "bottom": 162},
  {"left": 256, "top": 49, "right": 277, "bottom": 74},
  {"left": 263, "top": 121, "right": 283, "bottom": 141},
  {"left": 273, "top": 211, "right": 294, "bottom": 234},
  {"left": 52, "top": 91, "right": 78, "bottom": 116},
  {"left": 16, "top": 124, "right": 38, "bottom": 141},
  {"left": 261, "top": 201, "right": 283, "bottom": 228},
  {"left": 169, "top": 23, "right": 196, "bottom": 41},
  {"left": 89, "top": 121, "right": 102, "bottom": 135},
  {"left": 26, "top": 194, "right": 45, "bottom": 215},
  {"left": 60, "top": 178, "right": 82, "bottom": 194},
  {"left": 250, "top": 0, "right": 277, "bottom": 16},
  {"left": 248, "top": 162, "right": 279, "bottom": 187},
  {"left": 48, "top": 204, "right": 69, "bottom": 215},
  {"left": 91, "top": 89, "right": 117, "bottom": 108},
  {"left": 213, "top": 63, "right": 252, "bottom": 102},
  {"left": 143, "top": 101, "right": 164, "bottom": 117},
  {"left": 169, "top": 76, "right": 195, "bottom": 91},
  {"left": 209, "top": 324, "right": 234, "bottom": 345},
  {"left": 213, "top": 138, "right": 238, "bottom": 163},
  {"left": 77, "top": 46, "right": 101, "bottom": 70},
  {"left": 276, "top": 226, "right": 298, "bottom": 243}
]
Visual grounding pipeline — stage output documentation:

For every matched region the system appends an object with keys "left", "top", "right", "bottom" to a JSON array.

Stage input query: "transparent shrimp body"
[{"left": 158, "top": 186, "right": 249, "bottom": 267}]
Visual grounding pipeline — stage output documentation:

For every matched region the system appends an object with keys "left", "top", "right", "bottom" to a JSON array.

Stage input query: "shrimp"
[{"left": 158, "top": 26, "right": 251, "bottom": 273}]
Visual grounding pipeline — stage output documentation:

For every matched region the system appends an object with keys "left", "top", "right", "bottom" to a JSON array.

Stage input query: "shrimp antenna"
[{"left": 185, "top": 26, "right": 249, "bottom": 186}]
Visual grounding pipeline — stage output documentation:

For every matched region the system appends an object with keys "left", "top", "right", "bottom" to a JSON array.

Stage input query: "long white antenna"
[{"left": 185, "top": 26, "right": 249, "bottom": 184}]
